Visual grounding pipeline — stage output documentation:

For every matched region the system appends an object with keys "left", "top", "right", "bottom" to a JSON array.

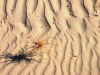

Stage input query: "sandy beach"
[{"left": 0, "top": 0, "right": 100, "bottom": 75}]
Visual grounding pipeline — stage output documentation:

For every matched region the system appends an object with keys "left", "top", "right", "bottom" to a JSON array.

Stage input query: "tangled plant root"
[
  {"left": 0, "top": 48, "right": 42, "bottom": 65},
  {"left": 27, "top": 36, "right": 49, "bottom": 50}
]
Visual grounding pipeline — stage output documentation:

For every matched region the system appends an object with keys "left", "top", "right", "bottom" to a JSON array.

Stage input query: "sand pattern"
[{"left": 0, "top": 0, "right": 100, "bottom": 75}]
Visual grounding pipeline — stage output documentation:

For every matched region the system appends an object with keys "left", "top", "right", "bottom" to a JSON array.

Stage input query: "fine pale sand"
[{"left": 0, "top": 0, "right": 100, "bottom": 75}]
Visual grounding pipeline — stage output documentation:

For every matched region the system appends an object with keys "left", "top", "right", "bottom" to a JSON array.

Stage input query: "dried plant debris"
[
  {"left": 27, "top": 36, "right": 51, "bottom": 52},
  {"left": 28, "top": 40, "right": 47, "bottom": 50},
  {"left": 0, "top": 48, "right": 43, "bottom": 72},
  {"left": 0, "top": 48, "right": 42, "bottom": 64}
]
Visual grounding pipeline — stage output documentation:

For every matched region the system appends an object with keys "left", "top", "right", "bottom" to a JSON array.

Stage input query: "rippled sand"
[{"left": 0, "top": 0, "right": 100, "bottom": 75}]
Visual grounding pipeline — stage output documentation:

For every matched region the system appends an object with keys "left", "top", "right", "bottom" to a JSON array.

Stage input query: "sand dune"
[{"left": 0, "top": 0, "right": 100, "bottom": 75}]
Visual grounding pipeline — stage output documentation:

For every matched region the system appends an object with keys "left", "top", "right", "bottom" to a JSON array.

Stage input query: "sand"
[{"left": 0, "top": 0, "right": 100, "bottom": 75}]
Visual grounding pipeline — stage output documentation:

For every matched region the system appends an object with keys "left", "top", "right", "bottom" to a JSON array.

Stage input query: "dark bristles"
[
  {"left": 0, "top": 49, "right": 34, "bottom": 64},
  {"left": 0, "top": 48, "right": 43, "bottom": 72},
  {"left": 9, "top": 53, "right": 31, "bottom": 63}
]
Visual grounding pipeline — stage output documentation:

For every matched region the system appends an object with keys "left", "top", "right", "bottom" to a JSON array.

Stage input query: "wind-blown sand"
[{"left": 0, "top": 0, "right": 100, "bottom": 75}]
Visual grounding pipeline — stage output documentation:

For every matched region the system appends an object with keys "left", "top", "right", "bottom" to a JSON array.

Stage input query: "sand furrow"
[
  {"left": 44, "top": 60, "right": 56, "bottom": 75},
  {"left": 0, "top": 0, "right": 7, "bottom": 21}
]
